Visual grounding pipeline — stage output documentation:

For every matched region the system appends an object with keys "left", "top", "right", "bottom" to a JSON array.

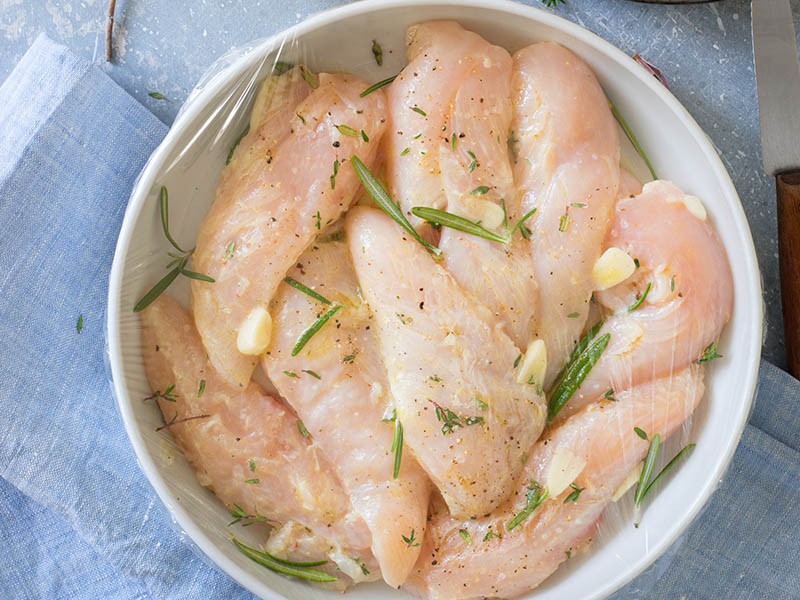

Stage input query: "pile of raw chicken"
[{"left": 140, "top": 21, "right": 733, "bottom": 600}]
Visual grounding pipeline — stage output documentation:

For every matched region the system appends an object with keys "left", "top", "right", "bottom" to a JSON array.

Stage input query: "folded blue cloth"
[{"left": 0, "top": 35, "right": 798, "bottom": 600}]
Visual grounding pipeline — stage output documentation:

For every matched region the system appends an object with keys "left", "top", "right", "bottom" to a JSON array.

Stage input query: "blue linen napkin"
[{"left": 0, "top": 35, "right": 798, "bottom": 600}]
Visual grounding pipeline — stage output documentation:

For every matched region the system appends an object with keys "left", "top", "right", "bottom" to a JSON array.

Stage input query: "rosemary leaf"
[
  {"left": 231, "top": 537, "right": 335, "bottom": 582},
  {"left": 411, "top": 206, "right": 509, "bottom": 244},
  {"left": 291, "top": 305, "right": 342, "bottom": 356},
  {"left": 628, "top": 282, "right": 652, "bottom": 312},
  {"left": 360, "top": 75, "right": 397, "bottom": 97},
  {"left": 283, "top": 276, "right": 332, "bottom": 304}
]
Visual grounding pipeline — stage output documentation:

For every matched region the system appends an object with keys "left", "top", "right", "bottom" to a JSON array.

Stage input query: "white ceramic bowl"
[{"left": 107, "top": 1, "right": 763, "bottom": 598}]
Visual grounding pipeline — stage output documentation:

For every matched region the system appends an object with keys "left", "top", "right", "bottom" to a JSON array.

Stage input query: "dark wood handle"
[{"left": 777, "top": 170, "right": 800, "bottom": 378}]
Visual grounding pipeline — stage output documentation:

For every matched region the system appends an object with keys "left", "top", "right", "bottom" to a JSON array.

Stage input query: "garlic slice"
[{"left": 236, "top": 306, "right": 272, "bottom": 355}]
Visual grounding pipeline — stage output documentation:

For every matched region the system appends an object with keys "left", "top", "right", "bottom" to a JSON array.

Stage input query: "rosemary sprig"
[
  {"left": 547, "top": 333, "right": 611, "bottom": 421},
  {"left": 351, "top": 155, "right": 441, "bottom": 257},
  {"left": 628, "top": 282, "right": 651, "bottom": 312},
  {"left": 550, "top": 320, "right": 604, "bottom": 390},
  {"left": 360, "top": 75, "right": 397, "bottom": 97},
  {"left": 608, "top": 97, "right": 657, "bottom": 180},
  {"left": 391, "top": 418, "right": 403, "bottom": 479},
  {"left": 228, "top": 503, "right": 277, "bottom": 527},
  {"left": 411, "top": 207, "right": 508, "bottom": 244},
  {"left": 155, "top": 413, "right": 210, "bottom": 432},
  {"left": 431, "top": 401, "right": 484, "bottom": 435},
  {"left": 507, "top": 480, "right": 548, "bottom": 531},
  {"left": 563, "top": 483, "right": 584, "bottom": 504},
  {"left": 283, "top": 276, "right": 332, "bottom": 304},
  {"left": 632, "top": 429, "right": 696, "bottom": 526},
  {"left": 143, "top": 384, "right": 178, "bottom": 403},
  {"left": 133, "top": 187, "right": 214, "bottom": 313},
  {"left": 231, "top": 536, "right": 335, "bottom": 582},
  {"left": 291, "top": 305, "right": 342, "bottom": 356}
]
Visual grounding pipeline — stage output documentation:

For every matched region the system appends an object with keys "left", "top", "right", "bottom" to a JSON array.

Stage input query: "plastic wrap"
[{"left": 105, "top": 2, "right": 763, "bottom": 600}]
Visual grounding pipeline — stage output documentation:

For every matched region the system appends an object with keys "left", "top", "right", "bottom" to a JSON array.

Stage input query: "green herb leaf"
[
  {"left": 245, "top": 478, "right": 260, "bottom": 484},
  {"left": 300, "top": 67, "right": 318, "bottom": 89},
  {"left": 608, "top": 97, "right": 657, "bottom": 180},
  {"left": 470, "top": 185, "right": 490, "bottom": 195},
  {"left": 351, "top": 155, "right": 441, "bottom": 257},
  {"left": 342, "top": 354, "right": 356, "bottom": 363},
  {"left": 291, "top": 305, "right": 342, "bottom": 356},
  {"left": 507, "top": 481, "right": 548, "bottom": 531},
  {"left": 296, "top": 112, "right": 306, "bottom": 125},
  {"left": 391, "top": 418, "right": 403, "bottom": 479},
  {"left": 473, "top": 396, "right": 488, "bottom": 410},
  {"left": 510, "top": 208, "right": 537, "bottom": 240},
  {"left": 180, "top": 268, "right": 215, "bottom": 282},
  {"left": 402, "top": 528, "right": 420, "bottom": 547},
  {"left": 336, "top": 124, "right": 359, "bottom": 137},
  {"left": 273, "top": 61, "right": 293, "bottom": 74},
  {"left": 567, "top": 312, "right": 579, "bottom": 319},
  {"left": 297, "top": 420, "right": 310, "bottom": 438},
  {"left": 602, "top": 388, "right": 616, "bottom": 402},
  {"left": 198, "top": 379, "right": 206, "bottom": 397},
  {"left": 134, "top": 262, "right": 184, "bottom": 312},
  {"left": 283, "top": 276, "right": 332, "bottom": 305},
  {"left": 634, "top": 433, "right": 660, "bottom": 506},
  {"left": 249, "top": 458, "right": 256, "bottom": 472},
  {"left": 361, "top": 129, "right": 369, "bottom": 142},
  {"left": 360, "top": 75, "right": 397, "bottom": 97},
  {"left": 371, "top": 39, "right": 383, "bottom": 65},
  {"left": 302, "top": 369, "right": 321, "bottom": 380},
  {"left": 558, "top": 211, "right": 571, "bottom": 232},
  {"left": 284, "top": 370, "right": 298, "bottom": 378},
  {"left": 563, "top": 482, "right": 584, "bottom": 504},
  {"left": 224, "top": 241, "right": 236, "bottom": 261},
  {"left": 148, "top": 92, "right": 165, "bottom": 99},
  {"left": 641, "top": 443, "right": 696, "bottom": 502},
  {"left": 634, "top": 426, "right": 648, "bottom": 441},
  {"left": 697, "top": 342, "right": 723, "bottom": 364},
  {"left": 76, "top": 315, "right": 83, "bottom": 333},
  {"left": 628, "top": 282, "right": 651, "bottom": 312},
  {"left": 483, "top": 530, "right": 501, "bottom": 541},
  {"left": 411, "top": 106, "right": 427, "bottom": 116},
  {"left": 411, "top": 206, "right": 509, "bottom": 244},
  {"left": 231, "top": 537, "right": 335, "bottom": 582},
  {"left": 226, "top": 125, "right": 250, "bottom": 165},
  {"left": 547, "top": 333, "right": 610, "bottom": 421},
  {"left": 458, "top": 529, "right": 472, "bottom": 544},
  {"left": 451, "top": 133, "right": 457, "bottom": 151},
  {"left": 467, "top": 150, "right": 477, "bottom": 173}
]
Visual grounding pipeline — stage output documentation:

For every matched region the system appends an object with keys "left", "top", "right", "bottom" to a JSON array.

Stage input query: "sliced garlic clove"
[
  {"left": 611, "top": 463, "right": 643, "bottom": 502},
  {"left": 516, "top": 338, "right": 547, "bottom": 388},
  {"left": 236, "top": 306, "right": 272, "bottom": 355},
  {"left": 460, "top": 196, "right": 506, "bottom": 230},
  {"left": 591, "top": 247, "right": 636, "bottom": 291},
  {"left": 546, "top": 446, "right": 587, "bottom": 497}
]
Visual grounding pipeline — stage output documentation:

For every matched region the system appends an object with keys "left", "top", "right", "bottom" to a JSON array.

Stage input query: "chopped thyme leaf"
[
  {"left": 471, "top": 185, "right": 490, "bottom": 195},
  {"left": 359, "top": 75, "right": 397, "bottom": 97},
  {"left": 634, "top": 257, "right": 640, "bottom": 269},
  {"left": 76, "top": 315, "right": 83, "bottom": 333},
  {"left": 297, "top": 420, "right": 310, "bottom": 438},
  {"left": 558, "top": 211, "right": 571, "bottom": 232},
  {"left": 507, "top": 130, "right": 519, "bottom": 161},
  {"left": 302, "top": 369, "right": 321, "bottom": 380},
  {"left": 300, "top": 66, "right": 318, "bottom": 88},
  {"left": 402, "top": 528, "right": 420, "bottom": 548},
  {"left": 336, "top": 124, "right": 359, "bottom": 137},
  {"left": 371, "top": 40, "right": 383, "bottom": 66},
  {"left": 400, "top": 147, "right": 410, "bottom": 156},
  {"left": 224, "top": 241, "right": 236, "bottom": 261},
  {"left": 507, "top": 480, "right": 548, "bottom": 531},
  {"left": 634, "top": 426, "right": 648, "bottom": 441},
  {"left": 570, "top": 202, "right": 587, "bottom": 208},
  {"left": 431, "top": 401, "right": 485, "bottom": 435},
  {"left": 361, "top": 129, "right": 369, "bottom": 142},
  {"left": 602, "top": 388, "right": 616, "bottom": 402},
  {"left": 411, "top": 106, "right": 427, "bottom": 116},
  {"left": 283, "top": 276, "right": 333, "bottom": 305},
  {"left": 514, "top": 353, "right": 522, "bottom": 368},
  {"left": 567, "top": 312, "right": 579, "bottom": 318},
  {"left": 248, "top": 458, "right": 256, "bottom": 472},
  {"left": 353, "top": 557, "right": 370, "bottom": 576},
  {"left": 245, "top": 478, "right": 260, "bottom": 484},
  {"left": 467, "top": 150, "right": 477, "bottom": 172},
  {"left": 413, "top": 132, "right": 422, "bottom": 139},
  {"left": 458, "top": 529, "right": 472, "bottom": 544},
  {"left": 566, "top": 550, "right": 572, "bottom": 559},
  {"left": 628, "top": 282, "right": 651, "bottom": 312},
  {"left": 284, "top": 371, "right": 298, "bottom": 378},
  {"left": 198, "top": 379, "right": 206, "bottom": 397},
  {"left": 296, "top": 112, "right": 306, "bottom": 124},
  {"left": 563, "top": 483, "right": 584, "bottom": 504},
  {"left": 429, "top": 375, "right": 441, "bottom": 382},
  {"left": 148, "top": 92, "right": 165, "bottom": 99},
  {"left": 451, "top": 132, "right": 457, "bottom": 151},
  {"left": 144, "top": 384, "right": 178, "bottom": 403},
  {"left": 313, "top": 211, "right": 321, "bottom": 230},
  {"left": 342, "top": 354, "right": 356, "bottom": 363},
  {"left": 670, "top": 277, "right": 675, "bottom": 292},
  {"left": 483, "top": 530, "right": 502, "bottom": 541},
  {"left": 697, "top": 342, "right": 723, "bottom": 364}
]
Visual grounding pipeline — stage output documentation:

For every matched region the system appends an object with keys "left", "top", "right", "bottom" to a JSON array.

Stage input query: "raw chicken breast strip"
[
  {"left": 405, "top": 366, "right": 704, "bottom": 600},
  {"left": 140, "top": 295, "right": 378, "bottom": 583},
  {"left": 192, "top": 68, "right": 387, "bottom": 387},
  {"left": 263, "top": 240, "right": 431, "bottom": 587},
  {"left": 388, "top": 21, "right": 536, "bottom": 347},
  {"left": 346, "top": 207, "right": 546, "bottom": 519},
  {"left": 556, "top": 180, "right": 733, "bottom": 422},
  {"left": 511, "top": 42, "right": 621, "bottom": 386}
]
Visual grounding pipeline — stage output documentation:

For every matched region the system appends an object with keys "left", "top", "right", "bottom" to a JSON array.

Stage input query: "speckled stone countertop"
[{"left": 1, "top": 0, "right": 797, "bottom": 368}]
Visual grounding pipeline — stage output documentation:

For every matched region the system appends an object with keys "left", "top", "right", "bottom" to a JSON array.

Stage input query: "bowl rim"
[{"left": 106, "top": 1, "right": 763, "bottom": 598}]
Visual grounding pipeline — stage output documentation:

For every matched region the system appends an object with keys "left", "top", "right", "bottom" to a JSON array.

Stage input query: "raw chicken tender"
[
  {"left": 140, "top": 295, "right": 377, "bottom": 583},
  {"left": 347, "top": 207, "right": 546, "bottom": 519},
  {"left": 263, "top": 240, "right": 431, "bottom": 587},
  {"left": 405, "top": 367, "right": 704, "bottom": 600},
  {"left": 512, "top": 41, "right": 621, "bottom": 386},
  {"left": 387, "top": 21, "right": 536, "bottom": 347},
  {"left": 192, "top": 68, "right": 387, "bottom": 387},
  {"left": 557, "top": 180, "right": 733, "bottom": 421}
]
